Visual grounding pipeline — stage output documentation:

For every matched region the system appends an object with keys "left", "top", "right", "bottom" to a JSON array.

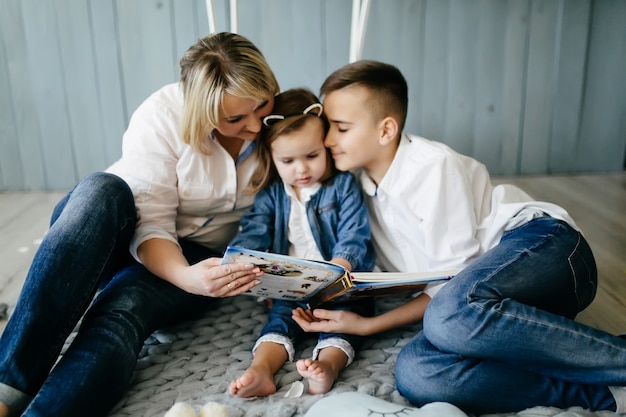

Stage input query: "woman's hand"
[
  {"left": 183, "top": 258, "right": 262, "bottom": 297},
  {"left": 292, "top": 307, "right": 372, "bottom": 336},
  {"left": 137, "top": 238, "right": 262, "bottom": 297}
]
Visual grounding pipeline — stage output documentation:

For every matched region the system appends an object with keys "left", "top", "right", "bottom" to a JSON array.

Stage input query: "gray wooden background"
[{"left": 1, "top": 0, "right": 625, "bottom": 191}]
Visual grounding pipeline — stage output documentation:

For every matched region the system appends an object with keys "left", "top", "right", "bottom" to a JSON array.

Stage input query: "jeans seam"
[
  {"left": 467, "top": 219, "right": 557, "bottom": 314},
  {"left": 469, "top": 226, "right": 620, "bottom": 350},
  {"left": 50, "top": 194, "right": 136, "bottom": 370},
  {"left": 468, "top": 218, "right": 564, "bottom": 311}
]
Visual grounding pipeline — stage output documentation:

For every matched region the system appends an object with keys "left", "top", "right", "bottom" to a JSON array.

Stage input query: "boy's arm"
[
  {"left": 293, "top": 293, "right": 431, "bottom": 336},
  {"left": 365, "top": 293, "right": 431, "bottom": 333}
]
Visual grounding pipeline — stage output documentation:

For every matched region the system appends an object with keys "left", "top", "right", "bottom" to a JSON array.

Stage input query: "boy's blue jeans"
[
  {"left": 0, "top": 173, "right": 216, "bottom": 416},
  {"left": 395, "top": 216, "right": 625, "bottom": 414}
]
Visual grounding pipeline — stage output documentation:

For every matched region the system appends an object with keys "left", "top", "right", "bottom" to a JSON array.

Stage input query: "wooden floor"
[{"left": 0, "top": 172, "right": 624, "bottom": 335}]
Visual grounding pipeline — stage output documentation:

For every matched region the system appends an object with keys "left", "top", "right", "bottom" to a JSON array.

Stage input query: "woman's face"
[{"left": 217, "top": 94, "right": 274, "bottom": 141}]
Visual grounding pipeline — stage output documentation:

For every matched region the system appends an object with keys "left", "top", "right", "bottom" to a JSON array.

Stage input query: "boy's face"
[{"left": 323, "top": 86, "right": 383, "bottom": 173}]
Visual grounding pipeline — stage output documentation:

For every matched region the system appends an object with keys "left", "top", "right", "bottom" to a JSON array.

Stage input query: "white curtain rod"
[
  {"left": 205, "top": 0, "right": 368, "bottom": 61},
  {"left": 205, "top": 0, "right": 238, "bottom": 33}
]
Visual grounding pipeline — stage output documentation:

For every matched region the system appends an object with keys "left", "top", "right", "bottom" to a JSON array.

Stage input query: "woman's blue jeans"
[
  {"left": 395, "top": 216, "right": 626, "bottom": 414},
  {"left": 0, "top": 173, "right": 216, "bottom": 416}
]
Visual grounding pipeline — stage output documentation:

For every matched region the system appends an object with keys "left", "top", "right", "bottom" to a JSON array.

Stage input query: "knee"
[
  {"left": 395, "top": 333, "right": 451, "bottom": 406},
  {"left": 422, "top": 288, "right": 469, "bottom": 349},
  {"left": 75, "top": 172, "right": 133, "bottom": 209},
  {"left": 423, "top": 287, "right": 490, "bottom": 353},
  {"left": 58, "top": 173, "right": 135, "bottom": 227}
]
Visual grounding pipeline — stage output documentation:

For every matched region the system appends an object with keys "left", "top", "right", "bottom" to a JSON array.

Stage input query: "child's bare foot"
[
  {"left": 296, "top": 358, "right": 337, "bottom": 394},
  {"left": 0, "top": 403, "right": 17, "bottom": 417},
  {"left": 229, "top": 367, "right": 276, "bottom": 398}
]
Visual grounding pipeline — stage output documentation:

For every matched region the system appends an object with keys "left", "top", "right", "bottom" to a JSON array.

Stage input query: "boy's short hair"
[{"left": 320, "top": 60, "right": 408, "bottom": 132}]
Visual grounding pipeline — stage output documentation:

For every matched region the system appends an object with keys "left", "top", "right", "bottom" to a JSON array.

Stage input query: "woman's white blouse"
[{"left": 106, "top": 83, "right": 258, "bottom": 261}]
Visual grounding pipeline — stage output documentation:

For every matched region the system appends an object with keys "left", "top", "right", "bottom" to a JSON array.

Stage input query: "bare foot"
[
  {"left": 229, "top": 366, "right": 276, "bottom": 398},
  {"left": 0, "top": 403, "right": 16, "bottom": 417},
  {"left": 296, "top": 358, "right": 337, "bottom": 395}
]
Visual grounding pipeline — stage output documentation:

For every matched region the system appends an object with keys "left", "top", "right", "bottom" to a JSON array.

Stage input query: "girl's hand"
[
  {"left": 292, "top": 307, "right": 371, "bottom": 336},
  {"left": 183, "top": 258, "right": 262, "bottom": 297}
]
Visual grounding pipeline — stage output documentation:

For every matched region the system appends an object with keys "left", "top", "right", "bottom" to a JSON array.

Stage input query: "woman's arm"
[
  {"left": 293, "top": 292, "right": 431, "bottom": 336},
  {"left": 138, "top": 238, "right": 261, "bottom": 297}
]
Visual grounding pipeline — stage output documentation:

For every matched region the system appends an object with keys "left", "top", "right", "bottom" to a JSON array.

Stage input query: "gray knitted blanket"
[{"left": 100, "top": 296, "right": 620, "bottom": 417}]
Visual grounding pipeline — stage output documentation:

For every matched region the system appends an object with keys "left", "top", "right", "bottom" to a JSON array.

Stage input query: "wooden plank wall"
[{"left": 0, "top": 0, "right": 625, "bottom": 191}]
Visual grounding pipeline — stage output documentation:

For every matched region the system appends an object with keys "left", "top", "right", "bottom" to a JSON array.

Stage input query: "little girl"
[{"left": 228, "top": 88, "right": 374, "bottom": 398}]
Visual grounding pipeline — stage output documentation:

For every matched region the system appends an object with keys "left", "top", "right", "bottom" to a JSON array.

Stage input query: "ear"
[{"left": 378, "top": 116, "right": 399, "bottom": 146}]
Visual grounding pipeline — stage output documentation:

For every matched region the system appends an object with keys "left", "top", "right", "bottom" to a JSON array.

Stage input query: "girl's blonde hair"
[
  {"left": 249, "top": 88, "right": 335, "bottom": 193},
  {"left": 179, "top": 32, "right": 280, "bottom": 153}
]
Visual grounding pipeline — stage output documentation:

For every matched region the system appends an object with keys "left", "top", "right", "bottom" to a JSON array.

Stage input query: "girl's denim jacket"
[{"left": 230, "top": 171, "right": 374, "bottom": 272}]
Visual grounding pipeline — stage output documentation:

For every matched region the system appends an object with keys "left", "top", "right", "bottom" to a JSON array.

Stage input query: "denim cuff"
[
  {"left": 313, "top": 337, "right": 355, "bottom": 366},
  {"left": 0, "top": 382, "right": 31, "bottom": 412},
  {"left": 253, "top": 333, "right": 295, "bottom": 362},
  {"left": 609, "top": 386, "right": 626, "bottom": 413}
]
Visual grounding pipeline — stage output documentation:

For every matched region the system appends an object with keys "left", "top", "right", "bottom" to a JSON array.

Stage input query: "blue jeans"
[
  {"left": 395, "top": 217, "right": 626, "bottom": 414},
  {"left": 0, "top": 173, "right": 217, "bottom": 417}
]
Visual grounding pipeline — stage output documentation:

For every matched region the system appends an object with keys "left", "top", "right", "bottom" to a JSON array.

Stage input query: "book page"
[
  {"left": 350, "top": 270, "right": 458, "bottom": 283},
  {"left": 222, "top": 246, "right": 346, "bottom": 301}
]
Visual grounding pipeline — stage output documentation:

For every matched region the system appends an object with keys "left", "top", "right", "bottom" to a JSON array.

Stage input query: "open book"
[{"left": 221, "top": 246, "right": 457, "bottom": 308}]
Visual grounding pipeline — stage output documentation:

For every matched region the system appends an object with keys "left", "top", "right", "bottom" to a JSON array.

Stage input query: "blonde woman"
[{"left": 0, "top": 32, "right": 279, "bottom": 417}]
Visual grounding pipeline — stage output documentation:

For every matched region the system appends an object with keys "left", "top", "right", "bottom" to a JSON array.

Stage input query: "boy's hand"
[{"left": 292, "top": 307, "right": 369, "bottom": 336}]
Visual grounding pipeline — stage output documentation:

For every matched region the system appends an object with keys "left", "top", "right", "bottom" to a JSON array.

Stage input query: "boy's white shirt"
[
  {"left": 359, "top": 134, "right": 577, "bottom": 297},
  {"left": 106, "top": 83, "right": 258, "bottom": 261}
]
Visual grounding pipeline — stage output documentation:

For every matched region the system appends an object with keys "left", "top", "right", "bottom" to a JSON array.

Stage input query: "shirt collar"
[
  {"left": 283, "top": 181, "right": 322, "bottom": 203},
  {"left": 360, "top": 134, "right": 412, "bottom": 197},
  {"left": 209, "top": 131, "right": 257, "bottom": 166},
  {"left": 236, "top": 141, "right": 256, "bottom": 165},
  {"left": 360, "top": 172, "right": 378, "bottom": 196}
]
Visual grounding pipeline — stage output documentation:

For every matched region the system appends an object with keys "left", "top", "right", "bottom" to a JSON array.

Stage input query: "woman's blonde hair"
[
  {"left": 179, "top": 32, "right": 280, "bottom": 153},
  {"left": 249, "top": 88, "right": 335, "bottom": 193}
]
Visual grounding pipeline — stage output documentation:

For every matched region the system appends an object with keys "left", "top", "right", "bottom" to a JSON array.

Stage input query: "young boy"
[{"left": 292, "top": 60, "right": 626, "bottom": 415}]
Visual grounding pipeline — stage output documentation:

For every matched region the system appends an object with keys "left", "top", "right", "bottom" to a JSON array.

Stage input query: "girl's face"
[
  {"left": 271, "top": 117, "right": 328, "bottom": 191},
  {"left": 217, "top": 94, "right": 274, "bottom": 141}
]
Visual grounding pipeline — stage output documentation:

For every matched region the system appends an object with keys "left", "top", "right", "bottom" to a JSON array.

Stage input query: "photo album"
[{"left": 221, "top": 246, "right": 458, "bottom": 307}]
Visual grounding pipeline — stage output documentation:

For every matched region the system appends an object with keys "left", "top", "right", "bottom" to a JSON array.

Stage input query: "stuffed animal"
[
  {"left": 164, "top": 401, "right": 230, "bottom": 417},
  {"left": 302, "top": 392, "right": 468, "bottom": 417}
]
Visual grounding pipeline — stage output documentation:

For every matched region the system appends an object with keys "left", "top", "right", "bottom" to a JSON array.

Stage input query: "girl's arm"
[
  {"left": 229, "top": 185, "right": 278, "bottom": 251},
  {"left": 293, "top": 292, "right": 431, "bottom": 336},
  {"left": 329, "top": 257, "right": 352, "bottom": 271},
  {"left": 330, "top": 172, "right": 375, "bottom": 272}
]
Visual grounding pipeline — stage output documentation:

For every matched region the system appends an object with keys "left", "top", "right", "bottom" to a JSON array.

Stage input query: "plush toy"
[
  {"left": 302, "top": 392, "right": 468, "bottom": 417},
  {"left": 164, "top": 401, "right": 230, "bottom": 417}
]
